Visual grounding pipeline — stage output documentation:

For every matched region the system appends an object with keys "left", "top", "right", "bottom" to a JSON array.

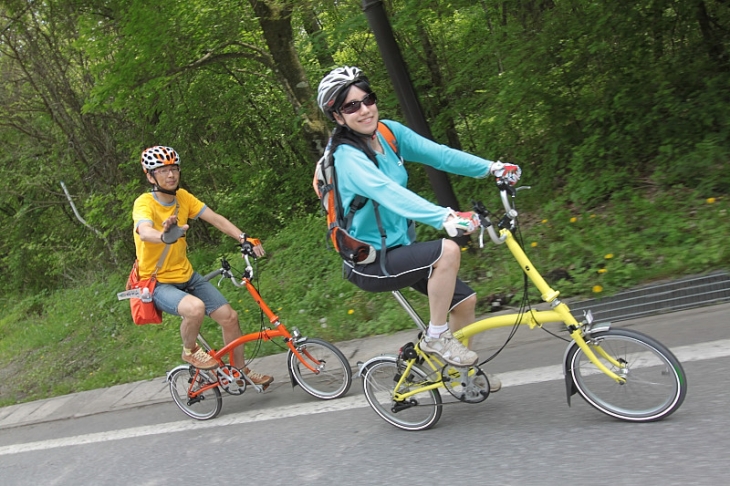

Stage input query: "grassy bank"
[{"left": 1, "top": 185, "right": 728, "bottom": 406}]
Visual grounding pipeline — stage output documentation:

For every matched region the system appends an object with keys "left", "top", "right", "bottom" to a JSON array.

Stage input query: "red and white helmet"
[
  {"left": 140, "top": 146, "right": 180, "bottom": 173},
  {"left": 317, "top": 66, "right": 366, "bottom": 121}
]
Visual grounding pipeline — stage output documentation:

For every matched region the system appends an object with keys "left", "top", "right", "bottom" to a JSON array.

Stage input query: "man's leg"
[
  {"left": 209, "top": 303, "right": 244, "bottom": 367},
  {"left": 210, "top": 303, "right": 273, "bottom": 386},
  {"left": 177, "top": 294, "right": 218, "bottom": 369}
]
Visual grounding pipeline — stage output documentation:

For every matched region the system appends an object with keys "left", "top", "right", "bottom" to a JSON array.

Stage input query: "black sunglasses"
[{"left": 339, "top": 92, "right": 378, "bottom": 115}]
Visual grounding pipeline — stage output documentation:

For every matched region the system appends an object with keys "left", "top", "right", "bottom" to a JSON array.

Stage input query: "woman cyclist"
[{"left": 317, "top": 66, "right": 521, "bottom": 390}]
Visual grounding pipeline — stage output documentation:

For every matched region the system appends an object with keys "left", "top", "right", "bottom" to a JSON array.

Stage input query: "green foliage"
[
  {"left": 2, "top": 0, "right": 730, "bottom": 403},
  {"left": 1, "top": 185, "right": 728, "bottom": 406},
  {"left": 3, "top": 0, "right": 730, "bottom": 293}
]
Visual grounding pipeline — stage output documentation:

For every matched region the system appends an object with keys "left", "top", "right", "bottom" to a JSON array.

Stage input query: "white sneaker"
[
  {"left": 419, "top": 331, "right": 478, "bottom": 366},
  {"left": 487, "top": 373, "right": 502, "bottom": 393}
]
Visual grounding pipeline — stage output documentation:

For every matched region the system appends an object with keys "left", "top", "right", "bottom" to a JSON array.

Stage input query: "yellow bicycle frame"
[{"left": 448, "top": 228, "right": 625, "bottom": 383}]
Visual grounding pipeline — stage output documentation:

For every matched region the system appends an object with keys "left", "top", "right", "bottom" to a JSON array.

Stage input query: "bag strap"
[
  {"left": 151, "top": 200, "right": 179, "bottom": 278},
  {"left": 377, "top": 121, "right": 399, "bottom": 157},
  {"left": 334, "top": 123, "right": 398, "bottom": 270}
]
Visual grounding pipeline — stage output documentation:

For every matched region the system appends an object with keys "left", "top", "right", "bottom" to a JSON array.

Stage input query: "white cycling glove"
[
  {"left": 490, "top": 161, "right": 522, "bottom": 186},
  {"left": 442, "top": 209, "right": 480, "bottom": 237}
]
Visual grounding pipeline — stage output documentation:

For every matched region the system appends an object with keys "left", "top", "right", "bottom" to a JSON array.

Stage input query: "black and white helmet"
[{"left": 317, "top": 66, "right": 365, "bottom": 121}]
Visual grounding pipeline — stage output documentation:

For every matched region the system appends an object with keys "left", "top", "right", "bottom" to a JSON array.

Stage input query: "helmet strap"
[{"left": 149, "top": 173, "right": 179, "bottom": 195}]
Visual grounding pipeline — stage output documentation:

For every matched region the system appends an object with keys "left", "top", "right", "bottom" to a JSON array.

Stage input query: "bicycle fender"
[
  {"left": 355, "top": 354, "right": 398, "bottom": 379},
  {"left": 285, "top": 350, "right": 299, "bottom": 388},
  {"left": 563, "top": 319, "right": 614, "bottom": 405},
  {"left": 165, "top": 364, "right": 192, "bottom": 383}
]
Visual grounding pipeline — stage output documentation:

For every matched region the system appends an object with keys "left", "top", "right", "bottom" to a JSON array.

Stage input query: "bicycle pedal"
[{"left": 398, "top": 342, "right": 418, "bottom": 360}]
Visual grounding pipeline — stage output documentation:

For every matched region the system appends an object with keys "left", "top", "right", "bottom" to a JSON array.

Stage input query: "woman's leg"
[
  {"left": 449, "top": 293, "right": 477, "bottom": 339},
  {"left": 427, "top": 239, "right": 461, "bottom": 327}
]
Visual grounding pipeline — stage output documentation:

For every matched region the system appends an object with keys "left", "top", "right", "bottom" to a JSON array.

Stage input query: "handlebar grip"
[
  {"left": 240, "top": 241, "right": 258, "bottom": 257},
  {"left": 202, "top": 268, "right": 223, "bottom": 282}
]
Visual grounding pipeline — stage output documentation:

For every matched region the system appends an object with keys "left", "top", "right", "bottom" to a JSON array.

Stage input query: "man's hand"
[
  {"left": 240, "top": 234, "right": 265, "bottom": 258},
  {"left": 161, "top": 215, "right": 188, "bottom": 244}
]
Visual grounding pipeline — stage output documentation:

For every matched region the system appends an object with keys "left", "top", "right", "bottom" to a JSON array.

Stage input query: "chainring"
[
  {"left": 442, "top": 364, "right": 490, "bottom": 403},
  {"left": 217, "top": 365, "right": 246, "bottom": 395}
]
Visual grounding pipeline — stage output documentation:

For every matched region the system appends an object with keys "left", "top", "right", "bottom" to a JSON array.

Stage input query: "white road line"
[{"left": 1, "top": 339, "right": 728, "bottom": 457}]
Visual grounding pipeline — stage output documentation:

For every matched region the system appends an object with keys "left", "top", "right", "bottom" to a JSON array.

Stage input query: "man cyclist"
[
  {"left": 316, "top": 67, "right": 521, "bottom": 391},
  {"left": 132, "top": 145, "right": 273, "bottom": 387}
]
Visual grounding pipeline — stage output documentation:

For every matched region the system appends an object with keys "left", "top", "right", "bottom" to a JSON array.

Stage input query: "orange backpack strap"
[{"left": 377, "top": 121, "right": 399, "bottom": 156}]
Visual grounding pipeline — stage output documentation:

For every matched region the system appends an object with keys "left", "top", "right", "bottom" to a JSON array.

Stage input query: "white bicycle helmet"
[
  {"left": 317, "top": 66, "right": 366, "bottom": 121},
  {"left": 140, "top": 146, "right": 180, "bottom": 173}
]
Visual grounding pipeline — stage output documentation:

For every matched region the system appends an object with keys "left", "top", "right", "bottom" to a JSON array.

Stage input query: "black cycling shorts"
[{"left": 343, "top": 239, "right": 475, "bottom": 311}]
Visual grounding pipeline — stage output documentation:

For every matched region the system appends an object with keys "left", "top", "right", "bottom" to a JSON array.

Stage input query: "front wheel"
[
  {"left": 287, "top": 337, "right": 352, "bottom": 399},
  {"left": 168, "top": 367, "right": 222, "bottom": 420},
  {"left": 361, "top": 356, "right": 442, "bottom": 431},
  {"left": 567, "top": 328, "right": 687, "bottom": 422}
]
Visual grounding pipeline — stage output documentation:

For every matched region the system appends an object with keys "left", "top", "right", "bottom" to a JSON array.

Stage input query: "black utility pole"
[{"left": 362, "top": 0, "right": 465, "bottom": 230}]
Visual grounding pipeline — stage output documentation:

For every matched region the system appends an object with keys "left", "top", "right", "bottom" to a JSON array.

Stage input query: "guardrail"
[{"left": 569, "top": 271, "right": 730, "bottom": 324}]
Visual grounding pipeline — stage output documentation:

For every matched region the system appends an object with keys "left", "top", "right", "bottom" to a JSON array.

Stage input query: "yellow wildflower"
[
  {"left": 531, "top": 242, "right": 538, "bottom": 247},
  {"left": 707, "top": 197, "right": 716, "bottom": 204},
  {"left": 604, "top": 253, "right": 614, "bottom": 259},
  {"left": 348, "top": 309, "right": 355, "bottom": 315},
  {"left": 570, "top": 217, "right": 577, "bottom": 223},
  {"left": 592, "top": 285, "right": 603, "bottom": 293},
  {"left": 597, "top": 268, "right": 607, "bottom": 274}
]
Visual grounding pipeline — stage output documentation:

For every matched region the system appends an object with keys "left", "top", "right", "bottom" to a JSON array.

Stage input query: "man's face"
[{"left": 148, "top": 165, "right": 180, "bottom": 190}]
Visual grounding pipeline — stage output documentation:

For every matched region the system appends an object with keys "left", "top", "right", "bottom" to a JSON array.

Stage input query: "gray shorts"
[
  {"left": 152, "top": 271, "right": 229, "bottom": 316},
  {"left": 343, "top": 239, "right": 475, "bottom": 311}
]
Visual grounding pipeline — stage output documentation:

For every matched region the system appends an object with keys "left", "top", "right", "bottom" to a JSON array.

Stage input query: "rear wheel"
[
  {"left": 361, "top": 356, "right": 442, "bottom": 431},
  {"left": 168, "top": 367, "right": 222, "bottom": 420},
  {"left": 567, "top": 328, "right": 687, "bottom": 422},
  {"left": 288, "top": 338, "right": 352, "bottom": 399}
]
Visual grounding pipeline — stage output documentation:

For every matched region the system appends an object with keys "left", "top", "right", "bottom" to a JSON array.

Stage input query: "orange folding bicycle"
[{"left": 166, "top": 241, "right": 352, "bottom": 420}]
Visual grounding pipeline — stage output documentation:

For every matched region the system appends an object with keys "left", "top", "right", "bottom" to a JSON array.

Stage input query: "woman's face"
[{"left": 334, "top": 86, "right": 379, "bottom": 135}]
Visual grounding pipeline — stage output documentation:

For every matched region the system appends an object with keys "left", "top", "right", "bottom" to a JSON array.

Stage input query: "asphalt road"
[{"left": 0, "top": 303, "right": 728, "bottom": 486}]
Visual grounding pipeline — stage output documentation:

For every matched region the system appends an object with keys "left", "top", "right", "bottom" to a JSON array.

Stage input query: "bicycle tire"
[
  {"left": 168, "top": 367, "right": 223, "bottom": 420},
  {"left": 567, "top": 328, "right": 687, "bottom": 422},
  {"left": 361, "top": 356, "right": 442, "bottom": 431},
  {"left": 287, "top": 337, "right": 352, "bottom": 400}
]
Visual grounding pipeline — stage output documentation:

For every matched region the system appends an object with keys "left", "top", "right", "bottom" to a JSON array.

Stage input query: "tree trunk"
[
  {"left": 248, "top": 0, "right": 331, "bottom": 158},
  {"left": 416, "top": 22, "right": 462, "bottom": 150}
]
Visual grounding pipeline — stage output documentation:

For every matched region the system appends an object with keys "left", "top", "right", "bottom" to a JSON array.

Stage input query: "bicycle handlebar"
[
  {"left": 203, "top": 252, "right": 254, "bottom": 288},
  {"left": 202, "top": 268, "right": 224, "bottom": 282},
  {"left": 473, "top": 179, "right": 530, "bottom": 247}
]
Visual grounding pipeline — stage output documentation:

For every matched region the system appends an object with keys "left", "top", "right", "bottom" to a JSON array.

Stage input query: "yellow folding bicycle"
[{"left": 359, "top": 181, "right": 687, "bottom": 431}]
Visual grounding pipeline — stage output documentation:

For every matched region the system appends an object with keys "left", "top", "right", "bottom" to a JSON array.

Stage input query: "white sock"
[{"left": 427, "top": 322, "right": 449, "bottom": 339}]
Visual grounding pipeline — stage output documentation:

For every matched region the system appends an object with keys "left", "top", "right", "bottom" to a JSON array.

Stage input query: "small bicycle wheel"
[
  {"left": 168, "top": 367, "right": 223, "bottom": 420},
  {"left": 568, "top": 328, "right": 687, "bottom": 422},
  {"left": 287, "top": 337, "right": 352, "bottom": 400},
  {"left": 361, "top": 356, "right": 442, "bottom": 431}
]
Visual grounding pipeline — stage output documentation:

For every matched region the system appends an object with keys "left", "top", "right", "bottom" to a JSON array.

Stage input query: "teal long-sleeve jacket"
[{"left": 333, "top": 120, "right": 496, "bottom": 250}]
